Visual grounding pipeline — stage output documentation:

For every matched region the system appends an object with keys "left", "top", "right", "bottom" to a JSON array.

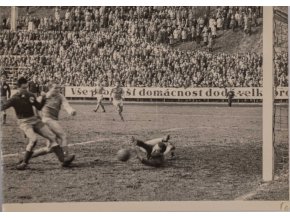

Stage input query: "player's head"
[
  {"left": 151, "top": 142, "right": 167, "bottom": 155},
  {"left": 32, "top": 75, "right": 37, "bottom": 81},
  {"left": 17, "top": 77, "right": 28, "bottom": 90}
]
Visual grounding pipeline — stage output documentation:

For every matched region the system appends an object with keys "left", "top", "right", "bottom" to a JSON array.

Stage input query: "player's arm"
[
  {"left": 61, "top": 94, "right": 76, "bottom": 116},
  {"left": 31, "top": 93, "right": 46, "bottom": 110},
  {"left": 139, "top": 156, "right": 164, "bottom": 167},
  {"left": 0, "top": 96, "right": 15, "bottom": 111}
]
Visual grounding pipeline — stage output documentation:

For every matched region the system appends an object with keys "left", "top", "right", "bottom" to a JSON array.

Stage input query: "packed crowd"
[
  {"left": 0, "top": 6, "right": 287, "bottom": 88},
  {"left": 0, "top": 28, "right": 264, "bottom": 88},
  {"left": 2, "top": 6, "right": 262, "bottom": 44},
  {"left": 274, "top": 53, "right": 288, "bottom": 87}
]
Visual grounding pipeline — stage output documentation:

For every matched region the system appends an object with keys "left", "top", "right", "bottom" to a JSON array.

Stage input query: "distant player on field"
[
  {"left": 130, "top": 135, "right": 176, "bottom": 167},
  {"left": 19, "top": 83, "right": 77, "bottom": 160},
  {"left": 93, "top": 80, "right": 106, "bottom": 113},
  {"left": 0, "top": 74, "right": 11, "bottom": 124},
  {"left": 0, "top": 77, "right": 74, "bottom": 170},
  {"left": 110, "top": 80, "right": 125, "bottom": 121},
  {"left": 226, "top": 89, "right": 235, "bottom": 107}
]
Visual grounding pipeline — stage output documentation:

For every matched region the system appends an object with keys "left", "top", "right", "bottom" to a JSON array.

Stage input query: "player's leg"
[
  {"left": 145, "top": 135, "right": 170, "bottom": 146},
  {"left": 163, "top": 142, "right": 176, "bottom": 158},
  {"left": 1, "top": 98, "right": 7, "bottom": 124},
  {"left": 94, "top": 100, "right": 106, "bottom": 113},
  {"left": 45, "top": 120, "right": 67, "bottom": 147},
  {"left": 34, "top": 122, "right": 74, "bottom": 166},
  {"left": 93, "top": 98, "right": 100, "bottom": 112},
  {"left": 228, "top": 98, "right": 232, "bottom": 107},
  {"left": 2, "top": 110, "right": 6, "bottom": 124},
  {"left": 118, "top": 103, "right": 124, "bottom": 121},
  {"left": 16, "top": 126, "right": 38, "bottom": 170},
  {"left": 99, "top": 100, "right": 106, "bottom": 112}
]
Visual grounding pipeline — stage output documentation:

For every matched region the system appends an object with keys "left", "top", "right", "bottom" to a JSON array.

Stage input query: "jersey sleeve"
[{"left": 0, "top": 96, "right": 15, "bottom": 111}]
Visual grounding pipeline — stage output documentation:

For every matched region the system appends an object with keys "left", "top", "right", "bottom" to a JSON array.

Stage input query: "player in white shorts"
[
  {"left": 21, "top": 83, "right": 77, "bottom": 159},
  {"left": 110, "top": 80, "right": 125, "bottom": 121},
  {"left": 93, "top": 80, "right": 106, "bottom": 113}
]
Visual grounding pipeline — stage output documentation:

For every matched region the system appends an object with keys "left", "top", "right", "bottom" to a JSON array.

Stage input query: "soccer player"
[
  {"left": 22, "top": 83, "right": 77, "bottom": 159},
  {"left": 227, "top": 89, "right": 235, "bottom": 107},
  {"left": 0, "top": 74, "right": 11, "bottom": 124},
  {"left": 0, "top": 77, "right": 74, "bottom": 170},
  {"left": 130, "top": 135, "right": 175, "bottom": 167},
  {"left": 93, "top": 80, "right": 106, "bottom": 113},
  {"left": 110, "top": 80, "right": 125, "bottom": 121}
]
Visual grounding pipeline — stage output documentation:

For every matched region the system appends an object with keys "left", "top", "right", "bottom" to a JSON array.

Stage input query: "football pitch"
[{"left": 1, "top": 102, "right": 288, "bottom": 203}]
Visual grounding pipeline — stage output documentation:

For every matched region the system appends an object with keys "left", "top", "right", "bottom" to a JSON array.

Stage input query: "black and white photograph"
[{"left": 0, "top": 4, "right": 289, "bottom": 210}]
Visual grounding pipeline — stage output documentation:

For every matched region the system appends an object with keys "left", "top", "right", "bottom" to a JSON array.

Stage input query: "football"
[{"left": 117, "top": 149, "right": 131, "bottom": 162}]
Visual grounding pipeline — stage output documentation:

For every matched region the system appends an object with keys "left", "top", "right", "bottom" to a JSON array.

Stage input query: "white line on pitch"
[
  {"left": 2, "top": 139, "right": 109, "bottom": 159},
  {"left": 234, "top": 183, "right": 269, "bottom": 200},
  {"left": 161, "top": 127, "right": 190, "bottom": 132},
  {"left": 67, "top": 111, "right": 261, "bottom": 119},
  {"left": 161, "top": 126, "right": 240, "bottom": 132}
]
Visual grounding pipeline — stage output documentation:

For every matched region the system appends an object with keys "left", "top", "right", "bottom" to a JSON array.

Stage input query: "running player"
[
  {"left": 130, "top": 135, "right": 175, "bottom": 167},
  {"left": 93, "top": 80, "right": 106, "bottom": 113},
  {"left": 0, "top": 74, "right": 11, "bottom": 124},
  {"left": 19, "top": 82, "right": 77, "bottom": 160},
  {"left": 110, "top": 80, "right": 125, "bottom": 121},
  {"left": 1, "top": 77, "right": 74, "bottom": 170}
]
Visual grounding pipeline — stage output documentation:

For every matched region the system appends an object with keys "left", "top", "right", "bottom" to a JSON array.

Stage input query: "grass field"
[{"left": 1, "top": 102, "right": 288, "bottom": 203}]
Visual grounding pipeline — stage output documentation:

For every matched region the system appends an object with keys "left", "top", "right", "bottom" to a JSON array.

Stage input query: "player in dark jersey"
[
  {"left": 1, "top": 77, "right": 75, "bottom": 170},
  {"left": 227, "top": 89, "right": 235, "bottom": 107},
  {"left": 0, "top": 74, "right": 11, "bottom": 124},
  {"left": 130, "top": 135, "right": 175, "bottom": 167}
]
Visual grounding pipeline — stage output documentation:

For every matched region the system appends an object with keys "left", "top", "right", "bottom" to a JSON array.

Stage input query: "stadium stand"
[{"left": 0, "top": 6, "right": 287, "bottom": 88}]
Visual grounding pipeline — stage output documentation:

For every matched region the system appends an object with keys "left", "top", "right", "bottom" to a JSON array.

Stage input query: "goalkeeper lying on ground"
[{"left": 130, "top": 135, "right": 175, "bottom": 167}]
